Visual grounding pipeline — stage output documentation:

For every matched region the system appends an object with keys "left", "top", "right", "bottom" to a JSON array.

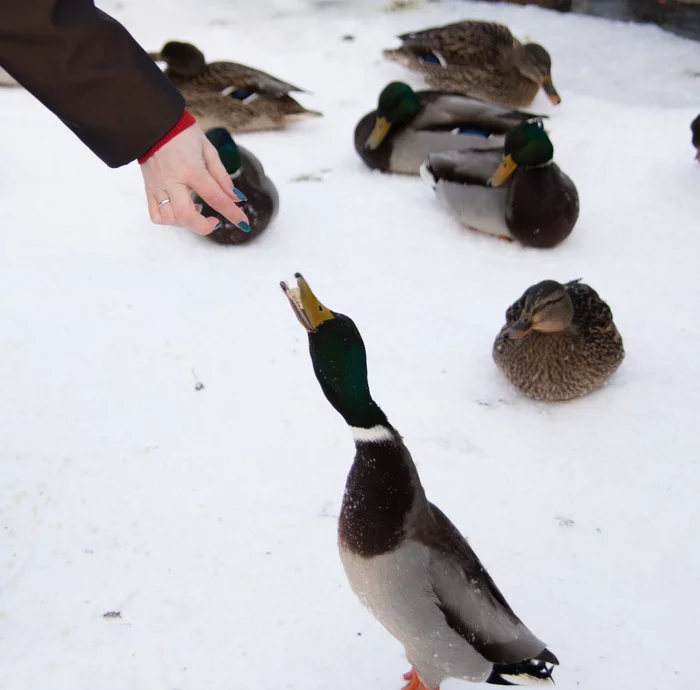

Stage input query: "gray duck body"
[
  {"left": 338, "top": 425, "right": 557, "bottom": 688},
  {"left": 354, "top": 91, "right": 543, "bottom": 175},
  {"left": 493, "top": 280, "right": 624, "bottom": 401},
  {"left": 422, "top": 149, "right": 578, "bottom": 247}
]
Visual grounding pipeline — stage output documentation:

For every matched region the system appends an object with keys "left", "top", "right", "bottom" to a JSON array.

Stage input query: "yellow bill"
[
  {"left": 364, "top": 116, "right": 392, "bottom": 151},
  {"left": 488, "top": 154, "right": 518, "bottom": 187},
  {"left": 281, "top": 273, "right": 335, "bottom": 332}
]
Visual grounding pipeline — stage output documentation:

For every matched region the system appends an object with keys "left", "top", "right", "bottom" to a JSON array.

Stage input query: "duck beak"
[
  {"left": 281, "top": 273, "right": 335, "bottom": 332},
  {"left": 364, "top": 116, "right": 392, "bottom": 151},
  {"left": 504, "top": 319, "right": 533, "bottom": 339},
  {"left": 539, "top": 75, "right": 561, "bottom": 105},
  {"left": 487, "top": 154, "right": 518, "bottom": 187}
]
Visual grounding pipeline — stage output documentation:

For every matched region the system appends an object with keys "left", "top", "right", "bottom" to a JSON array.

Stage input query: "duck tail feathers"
[{"left": 486, "top": 651, "right": 559, "bottom": 686}]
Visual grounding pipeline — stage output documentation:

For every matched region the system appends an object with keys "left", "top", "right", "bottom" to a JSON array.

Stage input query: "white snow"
[{"left": 1, "top": 1, "right": 699, "bottom": 689}]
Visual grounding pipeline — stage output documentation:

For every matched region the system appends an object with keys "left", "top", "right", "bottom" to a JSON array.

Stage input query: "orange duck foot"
[{"left": 401, "top": 668, "right": 438, "bottom": 690}]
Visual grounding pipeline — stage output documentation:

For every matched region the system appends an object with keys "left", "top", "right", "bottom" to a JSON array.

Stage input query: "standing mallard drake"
[
  {"left": 355, "top": 82, "right": 545, "bottom": 174},
  {"left": 281, "top": 273, "right": 559, "bottom": 690},
  {"left": 692, "top": 114, "right": 700, "bottom": 161},
  {"left": 420, "top": 120, "right": 578, "bottom": 247},
  {"left": 193, "top": 127, "right": 278, "bottom": 245},
  {"left": 493, "top": 279, "right": 624, "bottom": 402},
  {"left": 149, "top": 41, "right": 321, "bottom": 132},
  {"left": 383, "top": 20, "right": 560, "bottom": 108}
]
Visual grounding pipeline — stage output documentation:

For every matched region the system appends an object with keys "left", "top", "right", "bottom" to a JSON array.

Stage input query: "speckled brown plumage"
[
  {"left": 383, "top": 21, "right": 555, "bottom": 108},
  {"left": 151, "top": 41, "right": 321, "bottom": 132},
  {"left": 493, "top": 280, "right": 624, "bottom": 401}
]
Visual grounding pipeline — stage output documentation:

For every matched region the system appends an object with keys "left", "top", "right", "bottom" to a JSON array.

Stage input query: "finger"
[
  {"left": 169, "top": 184, "right": 219, "bottom": 236},
  {"left": 146, "top": 192, "right": 162, "bottom": 224},
  {"left": 158, "top": 197, "right": 178, "bottom": 228},
  {"left": 202, "top": 140, "right": 239, "bottom": 200},
  {"left": 191, "top": 171, "right": 250, "bottom": 229}
]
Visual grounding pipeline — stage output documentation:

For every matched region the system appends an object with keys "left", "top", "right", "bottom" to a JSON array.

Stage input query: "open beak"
[
  {"left": 539, "top": 75, "right": 561, "bottom": 105},
  {"left": 504, "top": 319, "right": 533, "bottom": 339},
  {"left": 487, "top": 154, "right": 518, "bottom": 187},
  {"left": 281, "top": 273, "right": 335, "bottom": 332},
  {"left": 364, "top": 116, "right": 392, "bottom": 151}
]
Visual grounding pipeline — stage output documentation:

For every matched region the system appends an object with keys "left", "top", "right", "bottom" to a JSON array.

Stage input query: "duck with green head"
[
  {"left": 149, "top": 41, "right": 321, "bottom": 132},
  {"left": 281, "top": 273, "right": 558, "bottom": 690},
  {"left": 354, "top": 81, "right": 546, "bottom": 174},
  {"left": 493, "top": 279, "right": 624, "bottom": 401},
  {"left": 421, "top": 120, "right": 578, "bottom": 247},
  {"left": 383, "top": 20, "right": 561, "bottom": 108},
  {"left": 193, "top": 127, "right": 278, "bottom": 244}
]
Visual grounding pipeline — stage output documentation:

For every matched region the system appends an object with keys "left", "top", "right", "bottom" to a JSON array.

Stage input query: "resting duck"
[
  {"left": 281, "top": 273, "right": 559, "bottom": 690},
  {"left": 420, "top": 120, "right": 578, "bottom": 248},
  {"left": 493, "top": 279, "right": 625, "bottom": 401},
  {"left": 149, "top": 41, "right": 321, "bottom": 132},
  {"left": 355, "top": 81, "right": 545, "bottom": 174},
  {"left": 383, "top": 20, "right": 560, "bottom": 108},
  {"left": 692, "top": 114, "right": 700, "bottom": 161},
  {"left": 193, "top": 127, "right": 278, "bottom": 245}
]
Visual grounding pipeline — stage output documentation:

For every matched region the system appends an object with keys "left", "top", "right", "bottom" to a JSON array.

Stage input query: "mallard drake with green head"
[
  {"left": 493, "top": 279, "right": 624, "bottom": 402},
  {"left": 281, "top": 273, "right": 559, "bottom": 690},
  {"left": 355, "top": 82, "right": 545, "bottom": 174},
  {"left": 149, "top": 41, "right": 321, "bottom": 132},
  {"left": 692, "top": 114, "right": 700, "bottom": 161},
  {"left": 420, "top": 120, "right": 578, "bottom": 247},
  {"left": 383, "top": 20, "right": 560, "bottom": 108},
  {"left": 193, "top": 127, "right": 278, "bottom": 245}
]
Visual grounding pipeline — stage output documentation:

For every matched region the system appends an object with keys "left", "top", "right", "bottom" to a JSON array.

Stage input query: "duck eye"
[{"left": 342, "top": 335, "right": 351, "bottom": 347}]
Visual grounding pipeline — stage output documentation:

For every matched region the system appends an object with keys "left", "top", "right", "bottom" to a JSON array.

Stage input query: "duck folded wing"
[
  {"left": 397, "top": 21, "right": 518, "bottom": 65},
  {"left": 412, "top": 94, "right": 543, "bottom": 133},
  {"left": 207, "top": 62, "right": 306, "bottom": 96},
  {"left": 426, "top": 148, "right": 504, "bottom": 185},
  {"left": 423, "top": 504, "right": 551, "bottom": 665}
]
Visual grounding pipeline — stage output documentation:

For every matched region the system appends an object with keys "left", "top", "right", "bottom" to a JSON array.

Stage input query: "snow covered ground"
[{"left": 1, "top": 1, "right": 699, "bottom": 689}]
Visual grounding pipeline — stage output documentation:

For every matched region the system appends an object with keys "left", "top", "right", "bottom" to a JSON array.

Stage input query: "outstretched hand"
[{"left": 140, "top": 124, "right": 249, "bottom": 235}]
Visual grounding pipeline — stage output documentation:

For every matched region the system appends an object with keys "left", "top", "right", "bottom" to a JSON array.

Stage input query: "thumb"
[{"left": 203, "top": 140, "right": 238, "bottom": 200}]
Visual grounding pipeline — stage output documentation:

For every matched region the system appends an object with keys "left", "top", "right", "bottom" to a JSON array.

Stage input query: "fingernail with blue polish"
[
  {"left": 194, "top": 203, "right": 203, "bottom": 213},
  {"left": 232, "top": 188, "right": 248, "bottom": 202},
  {"left": 213, "top": 221, "right": 222, "bottom": 231},
  {"left": 237, "top": 221, "right": 251, "bottom": 233}
]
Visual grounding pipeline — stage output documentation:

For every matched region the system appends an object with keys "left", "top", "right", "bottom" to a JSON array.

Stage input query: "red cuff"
[{"left": 137, "top": 110, "right": 197, "bottom": 164}]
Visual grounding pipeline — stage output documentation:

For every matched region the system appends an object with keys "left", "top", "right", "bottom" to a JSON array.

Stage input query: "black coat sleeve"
[{"left": 0, "top": 0, "right": 185, "bottom": 167}]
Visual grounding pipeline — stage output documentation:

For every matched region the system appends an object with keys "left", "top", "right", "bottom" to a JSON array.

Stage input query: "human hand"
[{"left": 140, "top": 124, "right": 250, "bottom": 235}]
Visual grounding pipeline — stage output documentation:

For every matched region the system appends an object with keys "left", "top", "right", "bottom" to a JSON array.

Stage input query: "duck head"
[
  {"left": 149, "top": 41, "right": 207, "bottom": 77},
  {"left": 281, "top": 274, "right": 385, "bottom": 428},
  {"left": 504, "top": 280, "right": 574, "bottom": 339},
  {"left": 515, "top": 43, "right": 560, "bottom": 106},
  {"left": 488, "top": 120, "right": 554, "bottom": 186},
  {"left": 364, "top": 82, "right": 420, "bottom": 151}
]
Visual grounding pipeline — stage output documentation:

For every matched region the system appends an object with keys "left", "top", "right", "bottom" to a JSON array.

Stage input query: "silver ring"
[{"left": 158, "top": 198, "right": 171, "bottom": 208}]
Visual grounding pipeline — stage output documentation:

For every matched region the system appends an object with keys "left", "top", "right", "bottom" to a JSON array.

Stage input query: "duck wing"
[
  {"left": 417, "top": 503, "right": 556, "bottom": 666},
  {"left": 425, "top": 147, "right": 504, "bottom": 185},
  {"left": 412, "top": 93, "right": 544, "bottom": 135},
  {"left": 186, "top": 61, "right": 306, "bottom": 96},
  {"left": 565, "top": 281, "right": 615, "bottom": 334},
  {"left": 396, "top": 21, "right": 518, "bottom": 66}
]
